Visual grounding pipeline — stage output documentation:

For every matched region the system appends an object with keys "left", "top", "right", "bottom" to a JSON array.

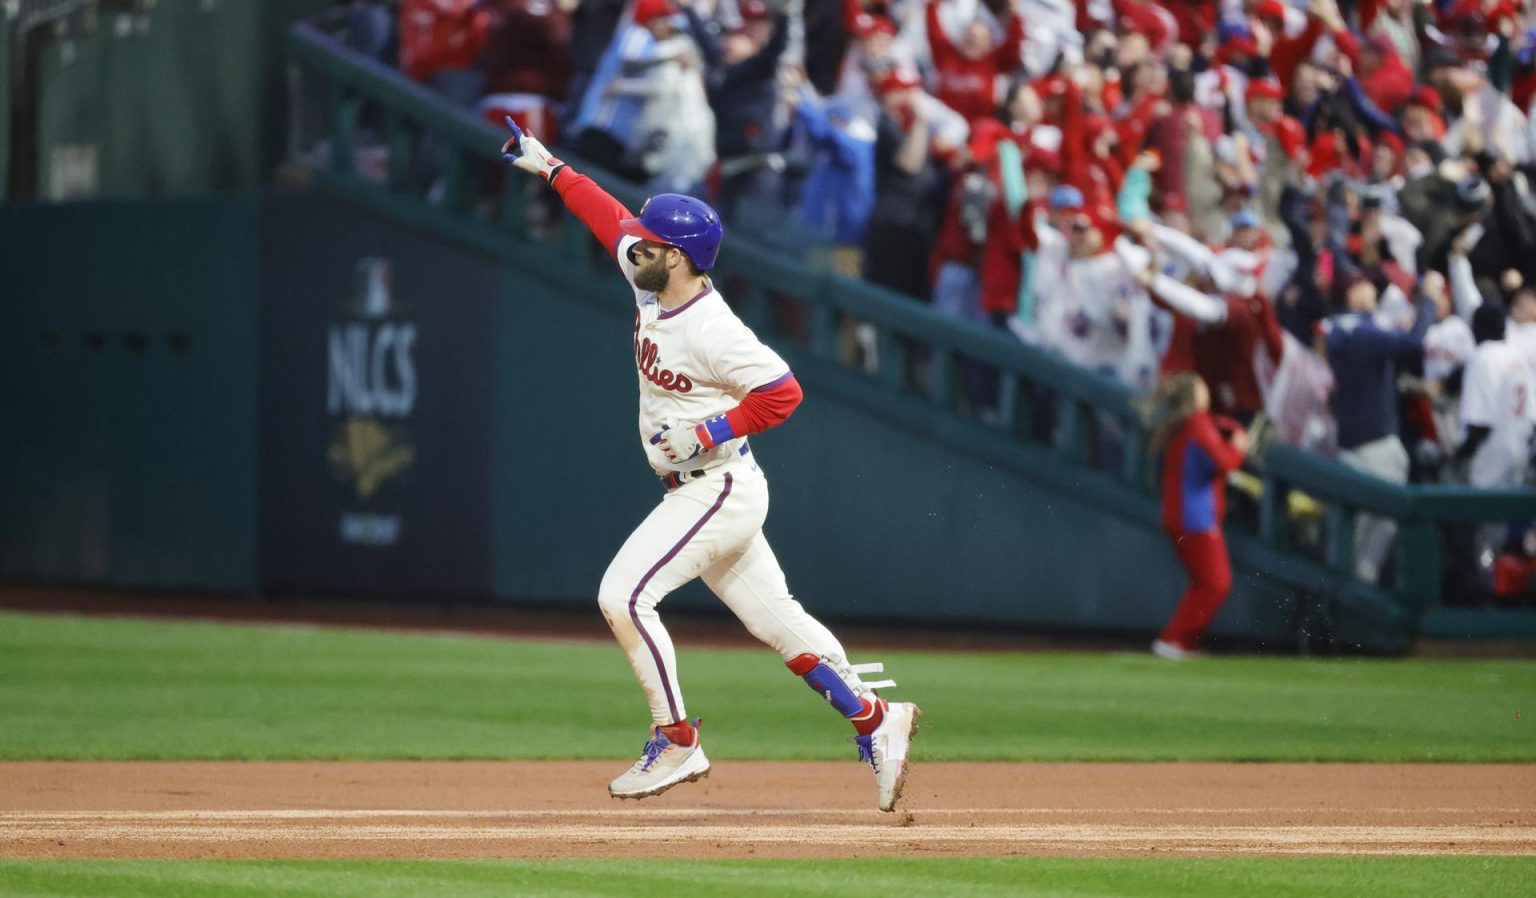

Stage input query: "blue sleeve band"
[{"left": 702, "top": 414, "right": 735, "bottom": 447}]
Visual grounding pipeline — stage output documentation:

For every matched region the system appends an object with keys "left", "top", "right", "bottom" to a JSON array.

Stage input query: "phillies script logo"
[{"left": 633, "top": 335, "right": 694, "bottom": 393}]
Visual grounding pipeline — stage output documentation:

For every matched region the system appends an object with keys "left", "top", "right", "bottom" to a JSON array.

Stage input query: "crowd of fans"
[{"left": 339, "top": 0, "right": 1536, "bottom": 599}]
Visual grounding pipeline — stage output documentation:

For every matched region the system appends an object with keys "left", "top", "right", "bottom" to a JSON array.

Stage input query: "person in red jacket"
[
  {"left": 1146, "top": 373, "right": 1251, "bottom": 659},
  {"left": 924, "top": 0, "right": 1024, "bottom": 125},
  {"left": 1344, "top": 33, "right": 1415, "bottom": 113}
]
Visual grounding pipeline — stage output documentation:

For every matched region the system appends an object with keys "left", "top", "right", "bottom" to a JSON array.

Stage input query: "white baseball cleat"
[
  {"left": 858, "top": 701, "right": 921, "bottom": 812},
  {"left": 1151, "top": 639, "right": 1203, "bottom": 660},
  {"left": 608, "top": 726, "right": 711, "bottom": 800}
]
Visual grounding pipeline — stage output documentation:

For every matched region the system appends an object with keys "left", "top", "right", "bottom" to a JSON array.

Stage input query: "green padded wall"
[{"left": 0, "top": 198, "right": 261, "bottom": 590}]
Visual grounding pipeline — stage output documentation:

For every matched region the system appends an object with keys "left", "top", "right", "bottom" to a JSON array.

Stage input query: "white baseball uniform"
[
  {"left": 1460, "top": 337, "right": 1536, "bottom": 488},
  {"left": 597, "top": 233, "right": 869, "bottom": 727}
]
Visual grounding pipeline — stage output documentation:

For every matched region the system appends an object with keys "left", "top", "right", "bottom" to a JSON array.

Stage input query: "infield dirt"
[{"left": 2, "top": 761, "right": 1532, "bottom": 860}]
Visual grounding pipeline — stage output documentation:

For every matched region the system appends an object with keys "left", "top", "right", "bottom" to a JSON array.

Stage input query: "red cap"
[
  {"left": 1245, "top": 78, "right": 1284, "bottom": 105},
  {"left": 634, "top": 0, "right": 677, "bottom": 25},
  {"left": 1254, "top": 0, "right": 1287, "bottom": 22},
  {"left": 876, "top": 68, "right": 921, "bottom": 95},
  {"left": 1408, "top": 85, "right": 1443, "bottom": 113},
  {"left": 739, "top": 0, "right": 769, "bottom": 20},
  {"left": 852, "top": 13, "right": 897, "bottom": 38},
  {"left": 1377, "top": 131, "right": 1405, "bottom": 157}
]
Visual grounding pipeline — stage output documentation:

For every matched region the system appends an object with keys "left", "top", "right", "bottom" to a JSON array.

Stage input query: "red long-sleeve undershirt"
[
  {"left": 553, "top": 168, "right": 632, "bottom": 260},
  {"left": 725, "top": 374, "right": 804, "bottom": 437}
]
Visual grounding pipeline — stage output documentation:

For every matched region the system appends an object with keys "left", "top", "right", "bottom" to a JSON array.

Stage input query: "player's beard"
[{"left": 634, "top": 257, "right": 671, "bottom": 293}]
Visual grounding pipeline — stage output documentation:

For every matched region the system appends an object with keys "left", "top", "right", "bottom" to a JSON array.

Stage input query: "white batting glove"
[
  {"left": 649, "top": 420, "right": 704, "bottom": 464},
  {"left": 500, "top": 116, "right": 565, "bottom": 182}
]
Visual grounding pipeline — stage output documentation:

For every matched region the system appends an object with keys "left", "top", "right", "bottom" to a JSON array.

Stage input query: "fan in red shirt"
[
  {"left": 1133, "top": 210, "right": 1286, "bottom": 426},
  {"left": 399, "top": 0, "right": 491, "bottom": 82},
  {"left": 1262, "top": 0, "right": 1354, "bottom": 92},
  {"left": 924, "top": 0, "right": 1024, "bottom": 125},
  {"left": 1344, "top": 33, "right": 1415, "bottom": 114},
  {"left": 1146, "top": 373, "right": 1250, "bottom": 659}
]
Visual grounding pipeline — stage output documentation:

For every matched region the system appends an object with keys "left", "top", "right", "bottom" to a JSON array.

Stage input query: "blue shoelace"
[
  {"left": 855, "top": 734, "right": 874, "bottom": 768},
  {"left": 638, "top": 735, "right": 666, "bottom": 772}
]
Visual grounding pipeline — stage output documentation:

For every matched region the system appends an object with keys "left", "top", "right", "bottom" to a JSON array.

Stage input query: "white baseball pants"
[{"left": 597, "top": 463, "right": 857, "bottom": 726}]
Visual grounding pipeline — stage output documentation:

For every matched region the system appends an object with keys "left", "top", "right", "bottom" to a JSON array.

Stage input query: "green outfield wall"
[{"left": 0, "top": 197, "right": 260, "bottom": 590}]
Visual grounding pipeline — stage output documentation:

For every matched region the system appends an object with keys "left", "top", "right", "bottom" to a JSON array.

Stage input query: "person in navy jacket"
[{"left": 1146, "top": 372, "right": 1250, "bottom": 659}]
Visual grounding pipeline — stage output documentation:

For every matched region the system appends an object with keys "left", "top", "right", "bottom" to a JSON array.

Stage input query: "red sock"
[
  {"left": 849, "top": 697, "right": 885, "bottom": 736},
  {"left": 658, "top": 720, "right": 698, "bottom": 747}
]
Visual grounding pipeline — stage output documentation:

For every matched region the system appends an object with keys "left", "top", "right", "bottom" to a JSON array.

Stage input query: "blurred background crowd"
[{"left": 333, "top": 0, "right": 1535, "bottom": 597}]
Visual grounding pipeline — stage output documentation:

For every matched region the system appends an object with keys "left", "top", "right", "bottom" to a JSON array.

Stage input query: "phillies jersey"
[
  {"left": 1030, "top": 225, "right": 1161, "bottom": 387},
  {"left": 617, "top": 234, "right": 791, "bottom": 474},
  {"left": 1460, "top": 337, "right": 1536, "bottom": 488}
]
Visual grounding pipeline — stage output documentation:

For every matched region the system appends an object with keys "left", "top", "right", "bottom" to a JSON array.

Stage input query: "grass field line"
[
  {"left": 4, "top": 822, "right": 1534, "bottom": 847},
  {"left": 3, "top": 808, "right": 1531, "bottom": 820}
]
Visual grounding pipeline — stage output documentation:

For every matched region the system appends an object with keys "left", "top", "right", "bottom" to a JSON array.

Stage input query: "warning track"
[{"left": 2, "top": 761, "right": 1532, "bottom": 859}]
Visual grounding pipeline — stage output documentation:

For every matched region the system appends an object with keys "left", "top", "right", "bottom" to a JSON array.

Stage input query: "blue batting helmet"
[{"left": 619, "top": 194, "right": 724, "bottom": 271}]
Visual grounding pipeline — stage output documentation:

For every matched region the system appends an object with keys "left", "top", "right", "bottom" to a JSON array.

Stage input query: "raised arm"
[
  {"left": 1448, "top": 249, "right": 1483, "bottom": 322},
  {"left": 924, "top": 0, "right": 960, "bottom": 69},
  {"left": 723, "top": 14, "right": 790, "bottom": 89},
  {"left": 501, "top": 117, "right": 632, "bottom": 258},
  {"left": 1148, "top": 273, "right": 1230, "bottom": 324},
  {"left": 1150, "top": 223, "right": 1220, "bottom": 276},
  {"left": 990, "top": 10, "right": 1025, "bottom": 70},
  {"left": 1340, "top": 76, "right": 1399, "bottom": 136}
]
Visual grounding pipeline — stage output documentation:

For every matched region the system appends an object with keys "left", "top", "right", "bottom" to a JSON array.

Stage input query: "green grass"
[
  {"left": 0, "top": 611, "right": 1531, "bottom": 761},
  {"left": 0, "top": 858, "right": 1531, "bottom": 898}
]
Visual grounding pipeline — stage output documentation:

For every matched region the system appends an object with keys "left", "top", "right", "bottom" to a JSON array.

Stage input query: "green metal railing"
[{"left": 288, "top": 17, "right": 1536, "bottom": 640}]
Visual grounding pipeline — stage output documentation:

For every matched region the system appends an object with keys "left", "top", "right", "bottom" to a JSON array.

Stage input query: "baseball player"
[
  {"left": 1459, "top": 294, "right": 1536, "bottom": 490},
  {"left": 500, "top": 119, "right": 920, "bottom": 811}
]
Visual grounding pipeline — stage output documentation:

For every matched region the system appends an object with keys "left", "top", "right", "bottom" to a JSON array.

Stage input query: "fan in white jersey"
[
  {"left": 1022, "top": 185, "right": 1161, "bottom": 389},
  {"left": 1417, "top": 271, "right": 1478, "bottom": 470},
  {"left": 1458, "top": 296, "right": 1535, "bottom": 489},
  {"left": 500, "top": 118, "right": 920, "bottom": 811}
]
